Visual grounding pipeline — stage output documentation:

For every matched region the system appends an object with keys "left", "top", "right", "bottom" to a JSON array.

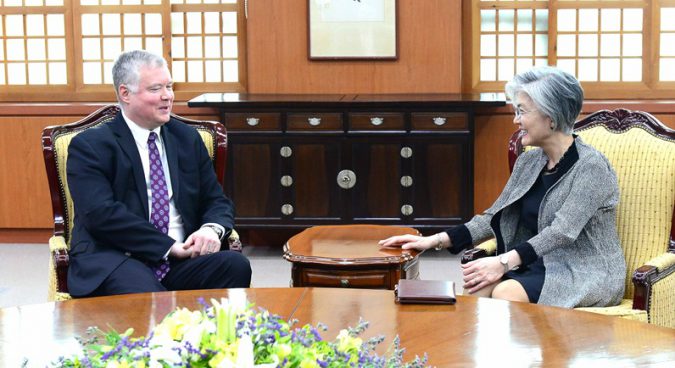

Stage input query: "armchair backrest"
[
  {"left": 508, "top": 109, "right": 675, "bottom": 300},
  {"left": 42, "top": 104, "right": 228, "bottom": 248}
]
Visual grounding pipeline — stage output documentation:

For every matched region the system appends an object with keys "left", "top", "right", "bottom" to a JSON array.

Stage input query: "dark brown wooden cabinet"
[{"left": 188, "top": 93, "right": 505, "bottom": 235}]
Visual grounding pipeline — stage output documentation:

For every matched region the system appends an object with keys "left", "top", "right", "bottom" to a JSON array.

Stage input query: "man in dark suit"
[{"left": 66, "top": 50, "right": 251, "bottom": 297}]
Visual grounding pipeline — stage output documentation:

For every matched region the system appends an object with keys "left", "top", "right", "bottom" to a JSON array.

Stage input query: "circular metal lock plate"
[{"left": 337, "top": 169, "right": 356, "bottom": 189}]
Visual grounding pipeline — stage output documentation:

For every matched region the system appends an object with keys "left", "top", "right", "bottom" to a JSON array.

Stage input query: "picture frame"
[{"left": 308, "top": 0, "right": 398, "bottom": 60}]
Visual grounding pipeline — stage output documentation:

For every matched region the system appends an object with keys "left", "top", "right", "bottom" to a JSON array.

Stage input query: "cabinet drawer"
[
  {"left": 349, "top": 113, "right": 405, "bottom": 131},
  {"left": 287, "top": 113, "right": 343, "bottom": 131},
  {"left": 301, "top": 268, "right": 391, "bottom": 289},
  {"left": 225, "top": 113, "right": 281, "bottom": 131},
  {"left": 411, "top": 112, "right": 468, "bottom": 131}
]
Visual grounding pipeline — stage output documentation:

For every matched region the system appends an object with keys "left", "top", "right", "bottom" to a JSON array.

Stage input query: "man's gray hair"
[
  {"left": 505, "top": 66, "right": 583, "bottom": 135},
  {"left": 112, "top": 50, "right": 167, "bottom": 99}
]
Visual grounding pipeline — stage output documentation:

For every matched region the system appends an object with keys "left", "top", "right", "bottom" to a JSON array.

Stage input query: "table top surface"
[
  {"left": 283, "top": 224, "right": 422, "bottom": 265},
  {"left": 2, "top": 288, "right": 673, "bottom": 367},
  {"left": 187, "top": 93, "right": 507, "bottom": 108}
]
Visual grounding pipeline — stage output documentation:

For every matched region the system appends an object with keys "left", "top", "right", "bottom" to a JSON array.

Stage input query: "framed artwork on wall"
[{"left": 308, "top": 0, "right": 398, "bottom": 60}]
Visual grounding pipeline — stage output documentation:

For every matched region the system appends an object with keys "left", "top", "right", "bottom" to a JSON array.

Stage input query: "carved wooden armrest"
[
  {"left": 227, "top": 229, "right": 243, "bottom": 252},
  {"left": 631, "top": 252, "right": 675, "bottom": 311},
  {"left": 49, "top": 235, "right": 70, "bottom": 294}
]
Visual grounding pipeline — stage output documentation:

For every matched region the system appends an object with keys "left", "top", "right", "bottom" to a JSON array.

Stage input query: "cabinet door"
[
  {"left": 349, "top": 138, "right": 403, "bottom": 221},
  {"left": 409, "top": 136, "right": 471, "bottom": 224},
  {"left": 286, "top": 138, "right": 343, "bottom": 220},
  {"left": 226, "top": 137, "right": 283, "bottom": 221}
]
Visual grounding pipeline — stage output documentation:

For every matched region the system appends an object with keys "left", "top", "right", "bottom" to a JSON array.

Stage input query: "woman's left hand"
[{"left": 461, "top": 256, "right": 504, "bottom": 294}]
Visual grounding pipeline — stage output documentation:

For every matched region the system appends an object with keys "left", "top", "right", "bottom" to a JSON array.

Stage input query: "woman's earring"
[{"left": 550, "top": 123, "right": 555, "bottom": 130}]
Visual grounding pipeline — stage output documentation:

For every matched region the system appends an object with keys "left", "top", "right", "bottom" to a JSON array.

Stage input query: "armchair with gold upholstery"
[
  {"left": 41, "top": 104, "right": 242, "bottom": 302},
  {"left": 462, "top": 109, "right": 675, "bottom": 327}
]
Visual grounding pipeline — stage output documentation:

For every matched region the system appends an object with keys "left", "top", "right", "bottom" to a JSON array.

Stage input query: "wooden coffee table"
[
  {"left": 3, "top": 288, "right": 674, "bottom": 367},
  {"left": 283, "top": 224, "right": 422, "bottom": 289}
]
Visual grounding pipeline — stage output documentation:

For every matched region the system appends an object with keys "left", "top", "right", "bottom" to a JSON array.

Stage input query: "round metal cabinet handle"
[
  {"left": 308, "top": 117, "right": 321, "bottom": 126},
  {"left": 280, "top": 146, "right": 292, "bottom": 157},
  {"left": 400, "top": 147, "right": 413, "bottom": 158},
  {"left": 337, "top": 169, "right": 357, "bottom": 189},
  {"left": 246, "top": 117, "right": 260, "bottom": 126},
  {"left": 400, "top": 176, "right": 413, "bottom": 187},
  {"left": 433, "top": 117, "right": 447, "bottom": 126},
  {"left": 280, "top": 175, "right": 293, "bottom": 187},
  {"left": 401, "top": 204, "right": 413, "bottom": 216},
  {"left": 340, "top": 279, "right": 350, "bottom": 287},
  {"left": 281, "top": 204, "right": 294, "bottom": 215}
]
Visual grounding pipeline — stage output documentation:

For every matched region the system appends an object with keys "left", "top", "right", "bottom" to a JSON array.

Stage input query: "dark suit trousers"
[{"left": 85, "top": 251, "right": 251, "bottom": 297}]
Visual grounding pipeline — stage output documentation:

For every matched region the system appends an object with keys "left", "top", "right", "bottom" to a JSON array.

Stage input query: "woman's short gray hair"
[
  {"left": 112, "top": 50, "right": 167, "bottom": 99},
  {"left": 505, "top": 66, "right": 583, "bottom": 135}
]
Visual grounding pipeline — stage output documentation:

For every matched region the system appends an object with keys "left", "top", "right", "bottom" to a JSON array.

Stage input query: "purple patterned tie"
[{"left": 148, "top": 132, "right": 170, "bottom": 281}]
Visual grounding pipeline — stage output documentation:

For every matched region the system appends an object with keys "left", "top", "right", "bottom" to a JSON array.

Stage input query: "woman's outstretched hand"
[{"left": 378, "top": 234, "right": 436, "bottom": 251}]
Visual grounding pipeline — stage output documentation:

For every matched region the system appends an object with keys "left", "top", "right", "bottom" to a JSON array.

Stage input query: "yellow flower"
[
  {"left": 154, "top": 308, "right": 203, "bottom": 340},
  {"left": 335, "top": 329, "right": 362, "bottom": 354},
  {"left": 275, "top": 343, "right": 292, "bottom": 361}
]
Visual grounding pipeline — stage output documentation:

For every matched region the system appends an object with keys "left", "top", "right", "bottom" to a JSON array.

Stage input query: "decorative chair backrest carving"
[
  {"left": 42, "top": 104, "right": 228, "bottom": 298},
  {"left": 508, "top": 108, "right": 675, "bottom": 300}
]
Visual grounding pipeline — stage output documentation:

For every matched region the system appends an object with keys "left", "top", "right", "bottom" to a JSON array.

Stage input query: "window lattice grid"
[
  {"left": 170, "top": 10, "right": 239, "bottom": 83},
  {"left": 1, "top": 0, "right": 65, "bottom": 5},
  {"left": 80, "top": 0, "right": 162, "bottom": 5},
  {"left": 556, "top": 7, "right": 643, "bottom": 82},
  {"left": 170, "top": 0, "right": 236, "bottom": 4},
  {"left": 479, "top": 6, "right": 549, "bottom": 82},
  {"left": 79, "top": 10, "right": 164, "bottom": 85},
  {"left": 0, "top": 9, "right": 67, "bottom": 85},
  {"left": 659, "top": 7, "right": 675, "bottom": 81}
]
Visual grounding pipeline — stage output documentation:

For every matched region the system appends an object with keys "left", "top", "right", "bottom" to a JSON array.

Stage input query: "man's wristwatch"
[
  {"left": 202, "top": 224, "right": 224, "bottom": 240},
  {"left": 499, "top": 253, "right": 510, "bottom": 274}
]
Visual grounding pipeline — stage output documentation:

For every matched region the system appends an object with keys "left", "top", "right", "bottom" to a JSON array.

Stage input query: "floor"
[{"left": 0, "top": 243, "right": 464, "bottom": 308}]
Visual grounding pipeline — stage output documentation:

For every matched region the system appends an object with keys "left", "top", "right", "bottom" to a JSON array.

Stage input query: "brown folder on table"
[{"left": 394, "top": 279, "right": 456, "bottom": 305}]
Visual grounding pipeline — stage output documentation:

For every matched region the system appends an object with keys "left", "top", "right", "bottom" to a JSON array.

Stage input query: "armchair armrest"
[
  {"left": 48, "top": 235, "right": 70, "bottom": 300},
  {"left": 227, "top": 229, "right": 243, "bottom": 252},
  {"left": 632, "top": 252, "right": 675, "bottom": 327},
  {"left": 461, "top": 238, "right": 497, "bottom": 264}
]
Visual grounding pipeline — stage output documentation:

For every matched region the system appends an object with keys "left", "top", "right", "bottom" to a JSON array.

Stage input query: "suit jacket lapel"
[
  {"left": 109, "top": 112, "right": 150, "bottom": 218},
  {"left": 161, "top": 120, "right": 181, "bottom": 203}
]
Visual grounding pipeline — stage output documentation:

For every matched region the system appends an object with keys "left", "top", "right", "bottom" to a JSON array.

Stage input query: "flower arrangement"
[{"left": 52, "top": 297, "right": 429, "bottom": 368}]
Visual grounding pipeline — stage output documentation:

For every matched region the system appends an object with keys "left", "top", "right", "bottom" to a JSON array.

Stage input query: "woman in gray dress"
[{"left": 380, "top": 66, "right": 626, "bottom": 308}]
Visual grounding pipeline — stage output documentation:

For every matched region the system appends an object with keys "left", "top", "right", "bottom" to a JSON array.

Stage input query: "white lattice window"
[
  {"left": 0, "top": 0, "right": 245, "bottom": 101},
  {"left": 0, "top": 0, "right": 68, "bottom": 85},
  {"left": 468, "top": 0, "right": 675, "bottom": 97}
]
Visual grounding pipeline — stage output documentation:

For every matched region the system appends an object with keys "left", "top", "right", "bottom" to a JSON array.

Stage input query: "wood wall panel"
[
  {"left": 473, "top": 113, "right": 514, "bottom": 213},
  {"left": 246, "top": 0, "right": 462, "bottom": 94},
  {"left": 0, "top": 116, "right": 78, "bottom": 229}
]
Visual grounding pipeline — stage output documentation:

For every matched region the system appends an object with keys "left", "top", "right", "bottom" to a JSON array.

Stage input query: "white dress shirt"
[{"left": 123, "top": 111, "right": 186, "bottom": 243}]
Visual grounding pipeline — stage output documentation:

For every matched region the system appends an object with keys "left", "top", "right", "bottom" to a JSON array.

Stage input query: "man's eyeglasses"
[{"left": 514, "top": 107, "right": 536, "bottom": 120}]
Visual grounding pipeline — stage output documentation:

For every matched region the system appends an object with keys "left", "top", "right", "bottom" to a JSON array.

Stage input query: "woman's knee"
[{"left": 491, "top": 280, "right": 530, "bottom": 303}]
